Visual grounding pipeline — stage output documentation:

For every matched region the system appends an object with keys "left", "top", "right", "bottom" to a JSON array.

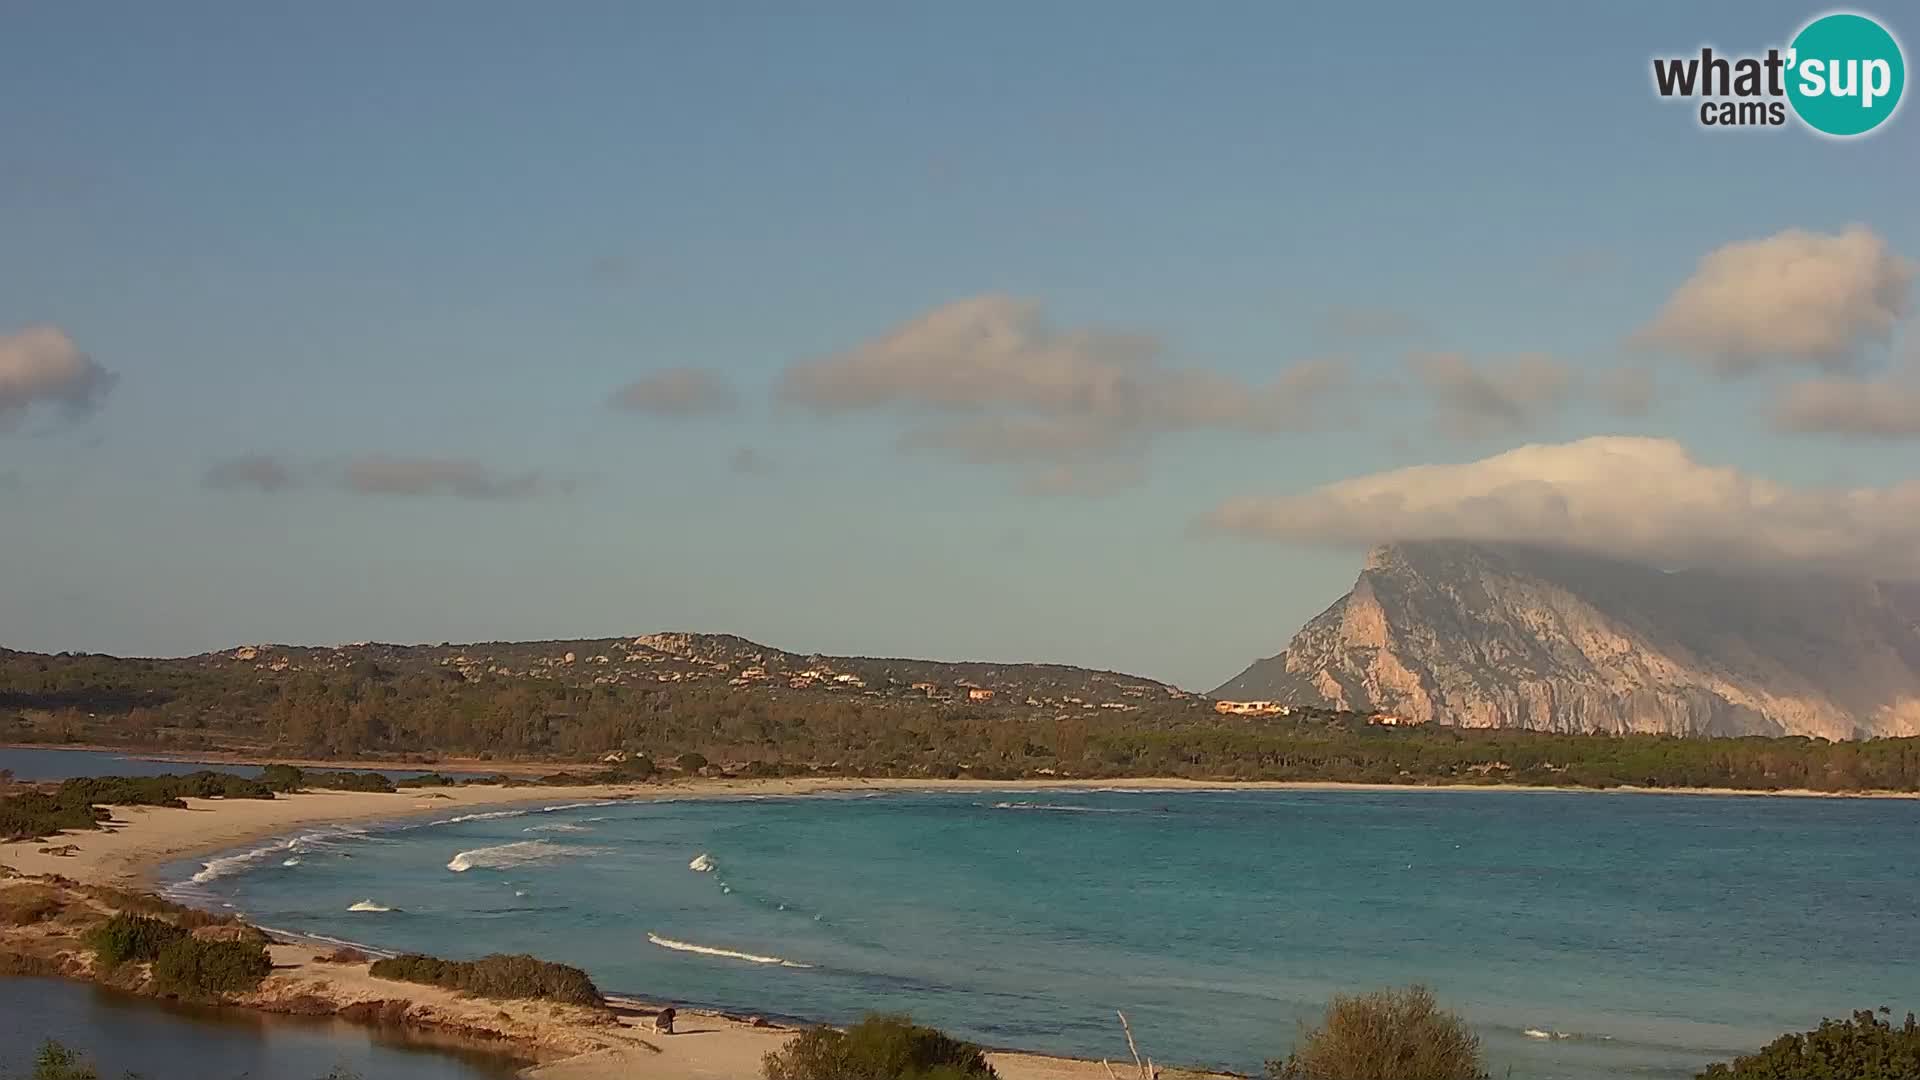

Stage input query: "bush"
[
  {"left": 763, "top": 1014, "right": 998, "bottom": 1080},
  {"left": 676, "top": 752, "right": 710, "bottom": 772},
  {"left": 260, "top": 763, "right": 306, "bottom": 791},
  {"left": 368, "top": 952, "right": 603, "bottom": 1006},
  {"left": 3, "top": 771, "right": 283, "bottom": 841},
  {"left": 1267, "top": 985, "right": 1488, "bottom": 1080},
  {"left": 84, "top": 914, "right": 188, "bottom": 967},
  {"left": 29, "top": 1040, "right": 99, "bottom": 1080},
  {"left": 151, "top": 936, "right": 272, "bottom": 998},
  {"left": 1697, "top": 1008, "right": 1920, "bottom": 1079}
]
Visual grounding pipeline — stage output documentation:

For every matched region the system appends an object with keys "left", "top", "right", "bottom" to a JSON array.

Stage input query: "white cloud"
[
  {"left": 609, "top": 368, "right": 738, "bottom": 416},
  {"left": 778, "top": 295, "right": 1342, "bottom": 434},
  {"left": 1773, "top": 376, "right": 1920, "bottom": 439},
  {"left": 777, "top": 295, "right": 1346, "bottom": 491},
  {"left": 0, "top": 325, "right": 117, "bottom": 427},
  {"left": 1204, "top": 435, "right": 1920, "bottom": 579},
  {"left": 1636, "top": 226, "right": 1914, "bottom": 373}
]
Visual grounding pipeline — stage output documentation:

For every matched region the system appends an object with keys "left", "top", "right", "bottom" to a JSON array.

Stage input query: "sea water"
[{"left": 166, "top": 788, "right": 1920, "bottom": 1079}]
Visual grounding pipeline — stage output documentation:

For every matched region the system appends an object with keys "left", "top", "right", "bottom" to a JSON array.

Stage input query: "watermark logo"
[{"left": 1651, "top": 10, "right": 1904, "bottom": 136}]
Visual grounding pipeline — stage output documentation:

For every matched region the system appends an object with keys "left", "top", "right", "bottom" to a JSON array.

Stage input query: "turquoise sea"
[{"left": 159, "top": 786, "right": 1920, "bottom": 1080}]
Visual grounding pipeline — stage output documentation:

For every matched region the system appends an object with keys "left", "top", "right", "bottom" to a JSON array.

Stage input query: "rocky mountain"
[{"left": 1214, "top": 542, "right": 1920, "bottom": 739}]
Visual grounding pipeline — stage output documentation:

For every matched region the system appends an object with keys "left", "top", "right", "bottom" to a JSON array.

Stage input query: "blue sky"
[{"left": 2, "top": 2, "right": 1915, "bottom": 689}]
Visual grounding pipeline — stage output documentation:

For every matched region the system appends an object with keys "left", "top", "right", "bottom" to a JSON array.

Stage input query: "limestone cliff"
[{"left": 1214, "top": 542, "right": 1920, "bottom": 739}]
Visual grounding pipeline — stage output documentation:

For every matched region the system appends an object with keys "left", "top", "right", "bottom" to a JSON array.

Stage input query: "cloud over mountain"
[
  {"left": 1636, "top": 226, "right": 1913, "bottom": 373},
  {"left": 1204, "top": 435, "right": 1920, "bottom": 579}
]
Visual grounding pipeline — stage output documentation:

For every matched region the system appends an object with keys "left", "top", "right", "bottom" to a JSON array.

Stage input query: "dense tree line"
[{"left": 6, "top": 656, "right": 1920, "bottom": 792}]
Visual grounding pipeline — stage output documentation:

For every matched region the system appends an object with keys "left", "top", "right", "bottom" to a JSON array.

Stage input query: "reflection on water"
[{"left": 0, "top": 977, "right": 523, "bottom": 1080}]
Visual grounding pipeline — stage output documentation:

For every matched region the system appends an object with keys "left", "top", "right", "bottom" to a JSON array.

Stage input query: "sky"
[{"left": 2, "top": 2, "right": 1916, "bottom": 691}]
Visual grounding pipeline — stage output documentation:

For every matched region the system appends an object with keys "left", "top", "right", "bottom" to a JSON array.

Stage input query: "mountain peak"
[{"left": 1215, "top": 544, "right": 1920, "bottom": 739}]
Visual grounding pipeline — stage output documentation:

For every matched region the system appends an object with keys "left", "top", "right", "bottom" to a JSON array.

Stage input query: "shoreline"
[
  {"left": 2, "top": 772, "right": 1909, "bottom": 1079},
  {"left": 7, "top": 742, "right": 1916, "bottom": 807},
  {"left": 0, "top": 778, "right": 1246, "bottom": 1080}
]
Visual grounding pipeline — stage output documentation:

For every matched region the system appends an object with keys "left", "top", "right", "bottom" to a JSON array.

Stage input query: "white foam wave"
[
  {"left": 646, "top": 932, "right": 811, "bottom": 968},
  {"left": 434, "top": 808, "right": 535, "bottom": 826},
  {"left": 689, "top": 853, "right": 716, "bottom": 872},
  {"left": 989, "top": 802, "right": 1136, "bottom": 814},
  {"left": 446, "top": 839, "right": 605, "bottom": 872},
  {"left": 189, "top": 826, "right": 366, "bottom": 885},
  {"left": 1522, "top": 1028, "right": 1609, "bottom": 1042},
  {"left": 525, "top": 822, "right": 591, "bottom": 834},
  {"left": 347, "top": 900, "right": 393, "bottom": 913},
  {"left": 281, "top": 857, "right": 302, "bottom": 867}
]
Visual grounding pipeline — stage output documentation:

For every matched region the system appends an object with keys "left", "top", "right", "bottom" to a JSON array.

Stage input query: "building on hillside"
[
  {"left": 967, "top": 687, "right": 996, "bottom": 702},
  {"left": 1213, "top": 700, "right": 1291, "bottom": 717},
  {"left": 1368, "top": 712, "right": 1425, "bottom": 727}
]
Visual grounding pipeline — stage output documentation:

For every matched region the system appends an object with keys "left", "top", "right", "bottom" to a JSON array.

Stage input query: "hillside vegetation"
[{"left": 4, "top": 639, "right": 1919, "bottom": 793}]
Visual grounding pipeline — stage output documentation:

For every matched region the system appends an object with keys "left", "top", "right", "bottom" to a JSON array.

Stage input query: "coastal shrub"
[
  {"left": 1267, "top": 985, "right": 1488, "bottom": 1080},
  {"left": 675, "top": 752, "right": 709, "bottom": 772},
  {"left": 81, "top": 884, "right": 229, "bottom": 928},
  {"left": 150, "top": 936, "right": 273, "bottom": 998},
  {"left": 260, "top": 763, "right": 305, "bottom": 791},
  {"left": 84, "top": 913, "right": 188, "bottom": 967},
  {"left": 1696, "top": 1007, "right": 1920, "bottom": 1079},
  {"left": 0, "top": 792, "right": 104, "bottom": 841},
  {"left": 398, "top": 772, "right": 459, "bottom": 787},
  {"left": 28, "top": 1041, "right": 99, "bottom": 1080},
  {"left": 308, "top": 770, "right": 396, "bottom": 793},
  {"left": 762, "top": 1013, "right": 998, "bottom": 1080},
  {"left": 368, "top": 952, "right": 604, "bottom": 1006}
]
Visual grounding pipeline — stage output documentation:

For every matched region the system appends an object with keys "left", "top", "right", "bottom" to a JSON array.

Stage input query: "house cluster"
[
  {"left": 1213, "top": 700, "right": 1293, "bottom": 717},
  {"left": 1367, "top": 712, "right": 1426, "bottom": 727}
]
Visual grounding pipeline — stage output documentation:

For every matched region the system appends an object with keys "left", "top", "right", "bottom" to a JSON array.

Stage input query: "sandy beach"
[{"left": 1, "top": 778, "right": 1234, "bottom": 1080}]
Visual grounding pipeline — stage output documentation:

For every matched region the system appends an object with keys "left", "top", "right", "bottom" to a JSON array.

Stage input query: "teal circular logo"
[{"left": 1787, "top": 12, "right": 1905, "bottom": 136}]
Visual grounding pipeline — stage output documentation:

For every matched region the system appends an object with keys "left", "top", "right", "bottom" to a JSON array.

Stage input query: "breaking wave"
[
  {"left": 189, "top": 827, "right": 366, "bottom": 884},
  {"left": 347, "top": 900, "right": 394, "bottom": 913},
  {"left": 446, "top": 839, "right": 605, "bottom": 872},
  {"left": 989, "top": 802, "right": 1137, "bottom": 814},
  {"left": 1522, "top": 1028, "right": 1612, "bottom": 1042},
  {"left": 689, "top": 853, "right": 716, "bottom": 872},
  {"left": 645, "top": 932, "right": 811, "bottom": 968},
  {"left": 525, "top": 822, "right": 591, "bottom": 834}
]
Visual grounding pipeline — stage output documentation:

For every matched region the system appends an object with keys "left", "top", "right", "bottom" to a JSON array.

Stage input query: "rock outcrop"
[{"left": 1214, "top": 542, "right": 1920, "bottom": 739}]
